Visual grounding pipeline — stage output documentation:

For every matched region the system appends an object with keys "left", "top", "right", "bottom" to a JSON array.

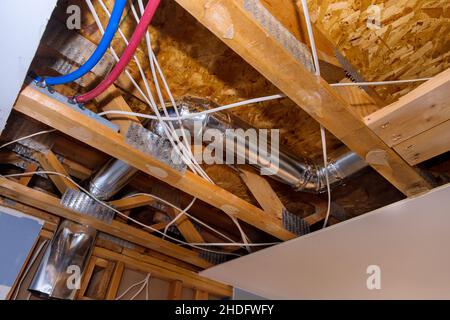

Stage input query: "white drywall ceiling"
[
  {"left": 202, "top": 183, "right": 450, "bottom": 299},
  {"left": 0, "top": 0, "right": 57, "bottom": 134}
]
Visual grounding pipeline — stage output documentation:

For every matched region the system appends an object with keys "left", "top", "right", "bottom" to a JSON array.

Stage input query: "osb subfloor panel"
[{"left": 309, "top": 0, "right": 450, "bottom": 103}]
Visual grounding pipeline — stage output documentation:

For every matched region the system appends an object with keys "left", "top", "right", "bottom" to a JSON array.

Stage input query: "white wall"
[
  {"left": 0, "top": 0, "right": 57, "bottom": 134},
  {"left": 202, "top": 184, "right": 450, "bottom": 299}
]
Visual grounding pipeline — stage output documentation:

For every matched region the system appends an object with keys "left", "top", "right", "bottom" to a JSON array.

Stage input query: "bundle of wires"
[
  {"left": 36, "top": 0, "right": 127, "bottom": 86},
  {"left": 74, "top": 0, "right": 160, "bottom": 103}
]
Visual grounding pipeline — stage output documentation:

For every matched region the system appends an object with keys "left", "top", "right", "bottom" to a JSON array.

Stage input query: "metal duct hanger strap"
[
  {"left": 60, "top": 189, "right": 116, "bottom": 223},
  {"left": 282, "top": 209, "right": 310, "bottom": 236}
]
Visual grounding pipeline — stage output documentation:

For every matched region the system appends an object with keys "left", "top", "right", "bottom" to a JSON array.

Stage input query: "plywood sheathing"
[{"left": 308, "top": 0, "right": 450, "bottom": 103}]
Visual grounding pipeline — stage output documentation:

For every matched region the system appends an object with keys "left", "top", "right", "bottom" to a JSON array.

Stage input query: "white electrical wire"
[
  {"left": 0, "top": 129, "right": 56, "bottom": 150},
  {"left": 129, "top": 273, "right": 151, "bottom": 300},
  {"left": 320, "top": 126, "right": 331, "bottom": 228},
  {"left": 12, "top": 239, "right": 49, "bottom": 300},
  {"left": 300, "top": 0, "right": 331, "bottom": 229},
  {"left": 92, "top": 0, "right": 226, "bottom": 248},
  {"left": 115, "top": 278, "right": 146, "bottom": 300},
  {"left": 329, "top": 78, "right": 432, "bottom": 87},
  {"left": 88, "top": 0, "right": 205, "bottom": 179},
  {"left": 97, "top": 94, "right": 286, "bottom": 121},
  {"left": 162, "top": 197, "right": 196, "bottom": 239},
  {"left": 300, "top": 0, "right": 320, "bottom": 77},
  {"left": 128, "top": 0, "right": 252, "bottom": 250},
  {"left": 115, "top": 273, "right": 151, "bottom": 300},
  {"left": 124, "top": 193, "right": 239, "bottom": 245},
  {"left": 1, "top": 171, "right": 275, "bottom": 253},
  {"left": 133, "top": 0, "right": 205, "bottom": 182}
]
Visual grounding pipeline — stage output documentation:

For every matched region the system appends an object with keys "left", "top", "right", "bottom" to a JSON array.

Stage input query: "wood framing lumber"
[
  {"left": 365, "top": 68, "right": 450, "bottom": 147},
  {"left": 173, "top": 0, "right": 432, "bottom": 197},
  {"left": 78, "top": 257, "right": 98, "bottom": 299},
  {"left": 19, "top": 163, "right": 39, "bottom": 186},
  {"left": 194, "top": 290, "right": 209, "bottom": 300},
  {"left": 95, "top": 85, "right": 141, "bottom": 135},
  {"left": 168, "top": 280, "right": 184, "bottom": 300},
  {"left": 35, "top": 150, "right": 78, "bottom": 194},
  {"left": 332, "top": 79, "right": 380, "bottom": 119},
  {"left": 166, "top": 207, "right": 206, "bottom": 244},
  {"left": 94, "top": 247, "right": 232, "bottom": 297},
  {"left": 109, "top": 195, "right": 157, "bottom": 211},
  {"left": 14, "top": 85, "right": 296, "bottom": 240},
  {"left": 105, "top": 261, "right": 125, "bottom": 300},
  {"left": 239, "top": 168, "right": 284, "bottom": 219},
  {"left": 393, "top": 120, "right": 450, "bottom": 166},
  {"left": 0, "top": 176, "right": 211, "bottom": 269}
]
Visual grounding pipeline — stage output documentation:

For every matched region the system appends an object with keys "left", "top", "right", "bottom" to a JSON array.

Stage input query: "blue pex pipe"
[{"left": 37, "top": 0, "right": 127, "bottom": 86}]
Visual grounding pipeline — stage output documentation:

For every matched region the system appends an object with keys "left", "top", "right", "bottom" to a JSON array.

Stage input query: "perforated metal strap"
[{"left": 282, "top": 208, "right": 310, "bottom": 236}]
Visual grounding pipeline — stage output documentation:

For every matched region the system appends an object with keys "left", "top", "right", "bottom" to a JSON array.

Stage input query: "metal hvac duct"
[
  {"left": 88, "top": 97, "right": 368, "bottom": 197},
  {"left": 149, "top": 97, "right": 369, "bottom": 193},
  {"left": 29, "top": 220, "right": 96, "bottom": 300},
  {"left": 88, "top": 159, "right": 139, "bottom": 200}
]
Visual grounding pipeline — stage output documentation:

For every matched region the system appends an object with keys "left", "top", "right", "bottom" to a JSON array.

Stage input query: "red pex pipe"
[{"left": 75, "top": 0, "right": 161, "bottom": 103}]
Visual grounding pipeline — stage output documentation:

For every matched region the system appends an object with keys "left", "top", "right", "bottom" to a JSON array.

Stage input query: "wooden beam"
[
  {"left": 78, "top": 256, "right": 115, "bottom": 300},
  {"left": 0, "top": 177, "right": 211, "bottom": 269},
  {"left": 166, "top": 207, "right": 205, "bottom": 244},
  {"left": 105, "top": 261, "right": 125, "bottom": 300},
  {"left": 35, "top": 150, "right": 78, "bottom": 194},
  {"left": 173, "top": 0, "right": 432, "bottom": 197},
  {"left": 393, "top": 120, "right": 450, "bottom": 165},
  {"left": 95, "top": 85, "right": 141, "bottom": 135},
  {"left": 78, "top": 257, "right": 98, "bottom": 299},
  {"left": 59, "top": 157, "right": 93, "bottom": 180},
  {"left": 109, "top": 195, "right": 156, "bottom": 211},
  {"left": 19, "top": 163, "right": 39, "bottom": 186},
  {"left": 194, "top": 289, "right": 209, "bottom": 300},
  {"left": 14, "top": 86, "right": 295, "bottom": 240},
  {"left": 94, "top": 247, "right": 232, "bottom": 297},
  {"left": 149, "top": 221, "right": 170, "bottom": 232},
  {"left": 332, "top": 79, "right": 380, "bottom": 119},
  {"left": 239, "top": 168, "right": 284, "bottom": 219},
  {"left": 365, "top": 68, "right": 450, "bottom": 147},
  {"left": 168, "top": 280, "right": 183, "bottom": 300}
]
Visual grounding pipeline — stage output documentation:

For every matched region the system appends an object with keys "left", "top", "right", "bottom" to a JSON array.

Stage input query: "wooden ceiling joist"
[
  {"left": 35, "top": 150, "right": 78, "bottom": 194},
  {"left": 14, "top": 85, "right": 296, "bottom": 241},
  {"left": 109, "top": 195, "right": 157, "bottom": 211},
  {"left": 174, "top": 0, "right": 432, "bottom": 197},
  {"left": 0, "top": 176, "right": 211, "bottom": 269}
]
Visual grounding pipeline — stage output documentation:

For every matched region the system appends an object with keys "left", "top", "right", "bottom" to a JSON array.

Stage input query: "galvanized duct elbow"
[
  {"left": 149, "top": 97, "right": 368, "bottom": 193},
  {"left": 29, "top": 220, "right": 96, "bottom": 300}
]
